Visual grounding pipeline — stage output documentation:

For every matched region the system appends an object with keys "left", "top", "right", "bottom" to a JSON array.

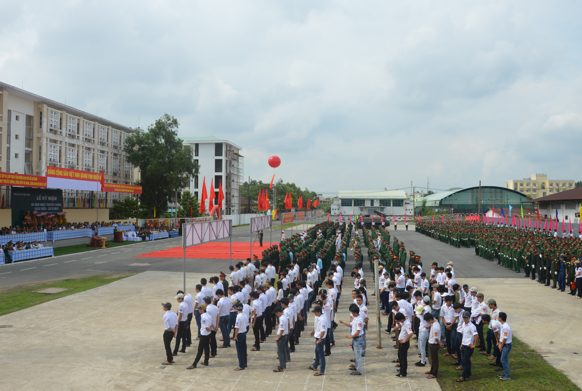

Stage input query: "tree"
[
  {"left": 426, "top": 190, "right": 435, "bottom": 196},
  {"left": 111, "top": 197, "right": 149, "bottom": 219},
  {"left": 123, "top": 114, "right": 199, "bottom": 217},
  {"left": 576, "top": 181, "right": 582, "bottom": 188},
  {"left": 177, "top": 190, "right": 200, "bottom": 217},
  {"left": 241, "top": 178, "right": 318, "bottom": 212}
]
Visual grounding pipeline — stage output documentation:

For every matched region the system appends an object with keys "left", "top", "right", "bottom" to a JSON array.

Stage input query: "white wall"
[
  {"left": 223, "top": 213, "right": 263, "bottom": 226},
  {"left": 190, "top": 142, "right": 223, "bottom": 210}
]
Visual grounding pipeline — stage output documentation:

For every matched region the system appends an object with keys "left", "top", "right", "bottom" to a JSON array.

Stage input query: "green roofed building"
[
  {"left": 334, "top": 190, "right": 409, "bottom": 216},
  {"left": 418, "top": 186, "right": 528, "bottom": 215}
]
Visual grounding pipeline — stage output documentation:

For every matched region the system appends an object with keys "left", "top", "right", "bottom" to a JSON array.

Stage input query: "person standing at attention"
[
  {"left": 173, "top": 293, "right": 188, "bottom": 356},
  {"left": 187, "top": 304, "right": 211, "bottom": 369},
  {"left": 161, "top": 302, "right": 177, "bottom": 365},
  {"left": 309, "top": 305, "right": 327, "bottom": 376},
  {"left": 233, "top": 301, "right": 248, "bottom": 371},
  {"left": 497, "top": 312, "right": 512, "bottom": 381},
  {"left": 458, "top": 311, "right": 478, "bottom": 383}
]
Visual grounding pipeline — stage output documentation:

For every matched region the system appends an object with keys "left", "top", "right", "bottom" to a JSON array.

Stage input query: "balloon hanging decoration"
[{"left": 268, "top": 156, "right": 281, "bottom": 168}]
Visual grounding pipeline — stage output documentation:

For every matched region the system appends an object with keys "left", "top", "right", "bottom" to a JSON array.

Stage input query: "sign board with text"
[{"left": 282, "top": 213, "right": 294, "bottom": 224}]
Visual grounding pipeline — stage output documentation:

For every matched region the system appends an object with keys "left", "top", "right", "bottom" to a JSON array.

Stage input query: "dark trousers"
[
  {"left": 461, "top": 346, "right": 473, "bottom": 379},
  {"left": 429, "top": 343, "right": 440, "bottom": 377},
  {"left": 235, "top": 332, "right": 247, "bottom": 369},
  {"left": 253, "top": 315, "right": 265, "bottom": 349},
  {"left": 398, "top": 340, "right": 409, "bottom": 376},
  {"left": 324, "top": 327, "right": 331, "bottom": 355},
  {"left": 486, "top": 328, "right": 495, "bottom": 355},
  {"left": 186, "top": 313, "right": 193, "bottom": 345},
  {"left": 558, "top": 272, "right": 566, "bottom": 291},
  {"left": 380, "top": 291, "right": 389, "bottom": 311},
  {"left": 163, "top": 330, "right": 174, "bottom": 363},
  {"left": 173, "top": 321, "right": 187, "bottom": 354},
  {"left": 454, "top": 332, "right": 462, "bottom": 361},
  {"left": 264, "top": 306, "right": 273, "bottom": 336},
  {"left": 277, "top": 335, "right": 288, "bottom": 369},
  {"left": 444, "top": 325, "right": 454, "bottom": 354},
  {"left": 192, "top": 335, "right": 210, "bottom": 366},
  {"left": 271, "top": 304, "right": 277, "bottom": 332},
  {"left": 219, "top": 315, "right": 231, "bottom": 347},
  {"left": 475, "top": 321, "right": 485, "bottom": 351},
  {"left": 414, "top": 317, "right": 420, "bottom": 338},
  {"left": 289, "top": 328, "right": 296, "bottom": 351},
  {"left": 209, "top": 330, "right": 217, "bottom": 356},
  {"left": 494, "top": 342, "right": 501, "bottom": 367},
  {"left": 194, "top": 309, "right": 201, "bottom": 338},
  {"left": 228, "top": 311, "right": 237, "bottom": 337}
]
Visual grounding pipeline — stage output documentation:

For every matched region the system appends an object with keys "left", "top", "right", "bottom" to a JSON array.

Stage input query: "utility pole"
[
  {"left": 478, "top": 180, "right": 481, "bottom": 215},
  {"left": 248, "top": 176, "right": 251, "bottom": 214},
  {"left": 412, "top": 184, "right": 416, "bottom": 218}
]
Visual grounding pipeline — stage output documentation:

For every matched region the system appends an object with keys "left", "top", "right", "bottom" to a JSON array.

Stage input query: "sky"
[{"left": 1, "top": 0, "right": 581, "bottom": 196}]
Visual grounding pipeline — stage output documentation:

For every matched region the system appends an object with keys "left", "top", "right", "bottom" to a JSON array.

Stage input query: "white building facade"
[
  {"left": 333, "top": 190, "right": 409, "bottom": 216},
  {"left": 182, "top": 136, "right": 243, "bottom": 215}
]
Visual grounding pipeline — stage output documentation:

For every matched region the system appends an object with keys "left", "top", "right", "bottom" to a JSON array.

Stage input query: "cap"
[
  {"left": 287, "top": 294, "right": 295, "bottom": 299},
  {"left": 415, "top": 305, "right": 424, "bottom": 315},
  {"left": 477, "top": 293, "right": 484, "bottom": 299},
  {"left": 162, "top": 302, "right": 172, "bottom": 309},
  {"left": 423, "top": 296, "right": 430, "bottom": 304},
  {"left": 447, "top": 262, "right": 453, "bottom": 265},
  {"left": 175, "top": 293, "right": 184, "bottom": 299},
  {"left": 198, "top": 304, "right": 207, "bottom": 311},
  {"left": 234, "top": 302, "right": 243, "bottom": 311},
  {"left": 469, "top": 287, "right": 478, "bottom": 293},
  {"left": 231, "top": 299, "right": 238, "bottom": 306},
  {"left": 219, "top": 272, "right": 226, "bottom": 277},
  {"left": 462, "top": 311, "right": 471, "bottom": 319},
  {"left": 383, "top": 271, "right": 390, "bottom": 275},
  {"left": 360, "top": 279, "right": 366, "bottom": 285},
  {"left": 487, "top": 299, "right": 497, "bottom": 306},
  {"left": 229, "top": 265, "right": 234, "bottom": 270}
]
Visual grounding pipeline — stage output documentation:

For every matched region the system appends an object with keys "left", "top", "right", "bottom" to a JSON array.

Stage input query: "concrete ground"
[{"left": 0, "top": 271, "right": 440, "bottom": 391}]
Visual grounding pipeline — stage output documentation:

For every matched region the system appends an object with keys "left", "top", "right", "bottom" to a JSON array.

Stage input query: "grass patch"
[
  {"left": 0, "top": 274, "right": 134, "bottom": 316},
  {"left": 435, "top": 327, "right": 579, "bottom": 391},
  {"left": 52, "top": 240, "right": 145, "bottom": 257}
]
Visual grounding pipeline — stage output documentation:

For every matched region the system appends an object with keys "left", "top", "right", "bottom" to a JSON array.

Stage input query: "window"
[
  {"left": 15, "top": 115, "right": 20, "bottom": 121},
  {"left": 195, "top": 192, "right": 199, "bottom": 200},
  {"left": 84, "top": 150, "right": 93, "bottom": 169},
  {"left": 526, "top": 183, "right": 530, "bottom": 187},
  {"left": 15, "top": 135, "right": 19, "bottom": 140},
  {"left": 215, "top": 175, "right": 222, "bottom": 188},
  {"left": 392, "top": 200, "right": 404, "bottom": 207},
  {"left": 379, "top": 199, "right": 390, "bottom": 207},
  {"left": 519, "top": 183, "right": 523, "bottom": 187},
  {"left": 25, "top": 151, "right": 32, "bottom": 174},
  {"left": 66, "top": 147, "right": 77, "bottom": 167},
  {"left": 84, "top": 121, "right": 94, "bottom": 139},
  {"left": 353, "top": 199, "right": 365, "bottom": 207},
  {"left": 195, "top": 143, "right": 199, "bottom": 157},
  {"left": 543, "top": 192, "right": 547, "bottom": 197},
  {"left": 340, "top": 199, "right": 351, "bottom": 207},
  {"left": 550, "top": 183, "right": 553, "bottom": 187},
  {"left": 215, "top": 159, "right": 222, "bottom": 172},
  {"left": 194, "top": 175, "right": 199, "bottom": 188},
  {"left": 215, "top": 143, "right": 223, "bottom": 157},
  {"left": 25, "top": 115, "right": 33, "bottom": 149},
  {"left": 194, "top": 159, "right": 199, "bottom": 168},
  {"left": 38, "top": 145, "right": 41, "bottom": 162},
  {"left": 99, "top": 125, "right": 108, "bottom": 143},
  {"left": 39, "top": 111, "right": 43, "bottom": 128},
  {"left": 15, "top": 153, "right": 19, "bottom": 159},
  {"left": 49, "top": 109, "right": 60, "bottom": 130}
]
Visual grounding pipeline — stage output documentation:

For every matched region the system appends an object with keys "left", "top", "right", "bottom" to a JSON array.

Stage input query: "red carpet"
[{"left": 136, "top": 242, "right": 276, "bottom": 260}]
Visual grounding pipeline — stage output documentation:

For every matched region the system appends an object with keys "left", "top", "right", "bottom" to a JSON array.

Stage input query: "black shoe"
[
  {"left": 180, "top": 350, "right": 186, "bottom": 353},
  {"left": 396, "top": 374, "right": 407, "bottom": 377},
  {"left": 495, "top": 367, "right": 504, "bottom": 371},
  {"left": 489, "top": 362, "right": 499, "bottom": 366},
  {"left": 415, "top": 361, "right": 426, "bottom": 367}
]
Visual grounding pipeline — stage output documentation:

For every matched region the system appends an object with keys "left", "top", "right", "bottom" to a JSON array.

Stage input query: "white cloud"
[{"left": 1, "top": 0, "right": 581, "bottom": 195}]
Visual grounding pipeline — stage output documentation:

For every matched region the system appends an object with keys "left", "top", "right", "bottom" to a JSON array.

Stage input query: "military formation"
[{"left": 417, "top": 221, "right": 582, "bottom": 298}]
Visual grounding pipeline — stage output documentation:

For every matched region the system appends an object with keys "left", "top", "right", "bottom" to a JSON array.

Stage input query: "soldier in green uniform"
[
  {"left": 551, "top": 255, "right": 559, "bottom": 289},
  {"left": 567, "top": 258, "right": 577, "bottom": 296}
]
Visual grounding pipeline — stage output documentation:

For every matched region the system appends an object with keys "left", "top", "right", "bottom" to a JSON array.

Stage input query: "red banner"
[
  {"left": 102, "top": 183, "right": 143, "bottom": 194},
  {"left": 282, "top": 212, "right": 294, "bottom": 224},
  {"left": 47, "top": 166, "right": 101, "bottom": 182},
  {"left": 0, "top": 172, "right": 47, "bottom": 188},
  {"left": 297, "top": 211, "right": 305, "bottom": 220}
]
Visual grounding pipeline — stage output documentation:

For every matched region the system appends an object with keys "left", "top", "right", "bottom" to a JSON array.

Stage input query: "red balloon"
[{"left": 268, "top": 156, "right": 281, "bottom": 168}]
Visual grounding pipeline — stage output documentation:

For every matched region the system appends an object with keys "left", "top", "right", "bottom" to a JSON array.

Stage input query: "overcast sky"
[{"left": 2, "top": 1, "right": 581, "bottom": 195}]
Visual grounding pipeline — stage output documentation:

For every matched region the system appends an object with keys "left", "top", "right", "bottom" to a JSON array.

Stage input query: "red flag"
[
  {"left": 441, "top": 214, "right": 444, "bottom": 222},
  {"left": 404, "top": 216, "right": 407, "bottom": 223},
  {"left": 270, "top": 175, "right": 275, "bottom": 189},
  {"left": 393, "top": 215, "right": 396, "bottom": 222},
  {"left": 199, "top": 177, "right": 207, "bottom": 214},
  {"left": 190, "top": 206, "right": 192, "bottom": 217},
  {"left": 327, "top": 213, "right": 330, "bottom": 222},
  {"left": 312, "top": 199, "right": 319, "bottom": 209},
  {"left": 544, "top": 217, "right": 547, "bottom": 230},
  {"left": 257, "top": 189, "right": 263, "bottom": 211},
  {"left": 456, "top": 214, "right": 459, "bottom": 223},
  {"left": 432, "top": 215, "right": 434, "bottom": 223},
  {"left": 536, "top": 205, "right": 540, "bottom": 220},
  {"left": 298, "top": 196, "right": 303, "bottom": 210},
  {"left": 208, "top": 179, "right": 215, "bottom": 211},
  {"left": 288, "top": 193, "right": 292, "bottom": 210},
  {"left": 265, "top": 190, "right": 270, "bottom": 210},
  {"left": 569, "top": 218, "right": 572, "bottom": 233},
  {"left": 563, "top": 218, "right": 566, "bottom": 233},
  {"left": 418, "top": 215, "right": 420, "bottom": 223},
  {"left": 306, "top": 198, "right": 311, "bottom": 210},
  {"left": 100, "top": 170, "right": 105, "bottom": 192},
  {"left": 218, "top": 180, "right": 225, "bottom": 209},
  {"left": 381, "top": 214, "right": 384, "bottom": 223}
]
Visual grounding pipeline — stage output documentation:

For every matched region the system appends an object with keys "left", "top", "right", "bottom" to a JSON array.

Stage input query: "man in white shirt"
[
  {"left": 425, "top": 312, "right": 443, "bottom": 379},
  {"left": 339, "top": 304, "right": 364, "bottom": 376},
  {"left": 161, "top": 302, "right": 177, "bottom": 365},
  {"left": 232, "top": 301, "right": 248, "bottom": 370},
  {"left": 273, "top": 307, "right": 288, "bottom": 372},
  {"left": 395, "top": 270, "right": 405, "bottom": 293},
  {"left": 497, "top": 312, "right": 512, "bottom": 380},
  {"left": 395, "top": 312, "right": 413, "bottom": 377},
  {"left": 200, "top": 278, "right": 213, "bottom": 298},
  {"left": 309, "top": 305, "right": 327, "bottom": 376},
  {"left": 203, "top": 296, "right": 219, "bottom": 357},
  {"left": 250, "top": 291, "right": 265, "bottom": 351},
  {"left": 266, "top": 261, "right": 276, "bottom": 286},
  {"left": 187, "top": 304, "right": 211, "bottom": 369},
  {"left": 281, "top": 297, "right": 295, "bottom": 357},
  {"left": 216, "top": 289, "right": 232, "bottom": 348},
  {"left": 229, "top": 265, "right": 239, "bottom": 288},
  {"left": 471, "top": 293, "right": 488, "bottom": 353},
  {"left": 253, "top": 270, "right": 262, "bottom": 290},
  {"left": 356, "top": 295, "right": 368, "bottom": 357},
  {"left": 173, "top": 293, "right": 190, "bottom": 355},
  {"left": 193, "top": 285, "right": 205, "bottom": 339},
  {"left": 459, "top": 311, "right": 478, "bottom": 382},
  {"left": 486, "top": 299, "right": 500, "bottom": 358},
  {"left": 482, "top": 314, "right": 502, "bottom": 369},
  {"left": 440, "top": 297, "right": 456, "bottom": 356},
  {"left": 177, "top": 290, "right": 194, "bottom": 347}
]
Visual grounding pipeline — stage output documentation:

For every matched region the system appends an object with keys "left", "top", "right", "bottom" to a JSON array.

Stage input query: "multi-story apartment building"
[
  {"left": 182, "top": 136, "right": 243, "bottom": 215},
  {"left": 0, "top": 82, "right": 135, "bottom": 207},
  {"left": 506, "top": 174, "right": 575, "bottom": 199}
]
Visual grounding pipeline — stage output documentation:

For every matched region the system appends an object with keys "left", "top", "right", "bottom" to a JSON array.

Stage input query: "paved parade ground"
[{"left": 1, "top": 226, "right": 581, "bottom": 390}]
